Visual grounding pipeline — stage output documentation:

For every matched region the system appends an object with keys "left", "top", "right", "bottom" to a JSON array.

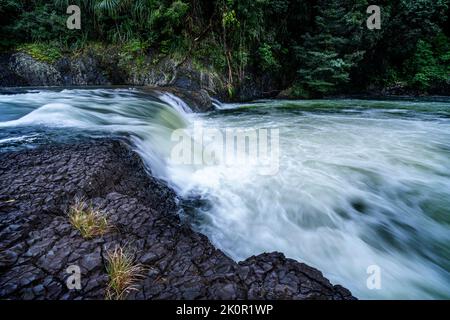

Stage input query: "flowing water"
[{"left": 1, "top": 88, "right": 449, "bottom": 299}]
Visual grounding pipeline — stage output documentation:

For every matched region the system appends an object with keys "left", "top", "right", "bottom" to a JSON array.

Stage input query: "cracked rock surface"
[{"left": 0, "top": 140, "right": 355, "bottom": 300}]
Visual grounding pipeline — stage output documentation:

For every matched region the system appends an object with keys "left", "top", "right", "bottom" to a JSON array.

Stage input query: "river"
[{"left": 1, "top": 88, "right": 449, "bottom": 299}]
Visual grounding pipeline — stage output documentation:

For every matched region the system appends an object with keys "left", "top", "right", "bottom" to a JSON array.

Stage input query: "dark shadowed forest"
[{"left": 1, "top": 0, "right": 449, "bottom": 97}]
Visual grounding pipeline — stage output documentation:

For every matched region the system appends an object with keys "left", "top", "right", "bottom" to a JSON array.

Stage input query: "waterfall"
[{"left": 1, "top": 89, "right": 450, "bottom": 299}]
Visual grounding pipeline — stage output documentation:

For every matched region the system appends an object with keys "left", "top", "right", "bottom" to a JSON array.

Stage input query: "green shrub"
[
  {"left": 407, "top": 35, "right": 450, "bottom": 91},
  {"left": 290, "top": 84, "right": 311, "bottom": 99},
  {"left": 258, "top": 43, "right": 280, "bottom": 72},
  {"left": 105, "top": 246, "right": 144, "bottom": 300},
  {"left": 68, "top": 199, "right": 110, "bottom": 239},
  {"left": 17, "top": 43, "right": 62, "bottom": 64}
]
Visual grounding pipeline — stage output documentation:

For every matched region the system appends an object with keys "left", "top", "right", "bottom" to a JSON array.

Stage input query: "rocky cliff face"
[
  {"left": 1, "top": 50, "right": 448, "bottom": 101},
  {"left": 0, "top": 51, "right": 225, "bottom": 95},
  {"left": 0, "top": 140, "right": 355, "bottom": 300},
  {"left": 0, "top": 51, "right": 217, "bottom": 112},
  {"left": 0, "top": 50, "right": 281, "bottom": 102}
]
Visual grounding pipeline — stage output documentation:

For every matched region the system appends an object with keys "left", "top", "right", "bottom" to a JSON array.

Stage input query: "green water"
[{"left": 1, "top": 89, "right": 449, "bottom": 299}]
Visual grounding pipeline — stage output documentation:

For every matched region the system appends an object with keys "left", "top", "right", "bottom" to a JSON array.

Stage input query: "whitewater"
[{"left": 1, "top": 88, "right": 449, "bottom": 299}]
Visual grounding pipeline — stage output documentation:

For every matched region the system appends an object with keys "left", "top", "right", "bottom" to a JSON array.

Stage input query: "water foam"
[{"left": 1, "top": 89, "right": 449, "bottom": 299}]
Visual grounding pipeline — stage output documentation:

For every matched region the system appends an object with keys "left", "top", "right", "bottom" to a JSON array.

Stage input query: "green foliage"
[
  {"left": 289, "top": 84, "right": 311, "bottom": 99},
  {"left": 0, "top": 0, "right": 448, "bottom": 95},
  {"left": 355, "top": 0, "right": 449, "bottom": 90},
  {"left": 13, "top": 4, "right": 73, "bottom": 44},
  {"left": 122, "top": 39, "right": 148, "bottom": 55},
  {"left": 222, "top": 8, "right": 239, "bottom": 28},
  {"left": 295, "top": 0, "right": 365, "bottom": 95},
  {"left": 406, "top": 35, "right": 450, "bottom": 91},
  {"left": 194, "top": 38, "right": 228, "bottom": 72},
  {"left": 117, "top": 39, "right": 149, "bottom": 70},
  {"left": 258, "top": 43, "right": 280, "bottom": 72},
  {"left": 17, "top": 43, "right": 62, "bottom": 64}
]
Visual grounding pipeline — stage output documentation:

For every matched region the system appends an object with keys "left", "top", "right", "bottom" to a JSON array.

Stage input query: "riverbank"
[
  {"left": 2, "top": 48, "right": 447, "bottom": 104},
  {"left": 0, "top": 140, "right": 355, "bottom": 300},
  {"left": 0, "top": 48, "right": 243, "bottom": 101}
]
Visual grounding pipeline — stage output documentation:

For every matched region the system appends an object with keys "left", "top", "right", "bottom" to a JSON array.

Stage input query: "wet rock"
[
  {"left": 7, "top": 53, "right": 62, "bottom": 86},
  {"left": 79, "top": 249, "right": 102, "bottom": 273},
  {"left": 0, "top": 250, "right": 18, "bottom": 269},
  {"left": 56, "top": 54, "right": 110, "bottom": 86},
  {"left": 140, "top": 252, "right": 160, "bottom": 265},
  {"left": 147, "top": 86, "right": 214, "bottom": 112},
  {"left": 239, "top": 253, "right": 355, "bottom": 300},
  {"left": 0, "top": 140, "right": 355, "bottom": 300},
  {"left": 0, "top": 50, "right": 274, "bottom": 103}
]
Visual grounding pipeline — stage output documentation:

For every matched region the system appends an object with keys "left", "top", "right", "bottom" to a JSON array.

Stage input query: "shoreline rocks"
[
  {"left": 1, "top": 50, "right": 448, "bottom": 102},
  {"left": 0, "top": 50, "right": 282, "bottom": 102},
  {"left": 0, "top": 51, "right": 217, "bottom": 112},
  {"left": 0, "top": 140, "right": 355, "bottom": 300},
  {"left": 0, "top": 51, "right": 226, "bottom": 97},
  {"left": 143, "top": 86, "right": 214, "bottom": 113}
]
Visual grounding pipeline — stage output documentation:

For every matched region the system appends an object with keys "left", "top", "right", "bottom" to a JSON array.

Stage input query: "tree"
[
  {"left": 294, "top": 0, "right": 365, "bottom": 95},
  {"left": 406, "top": 34, "right": 450, "bottom": 91}
]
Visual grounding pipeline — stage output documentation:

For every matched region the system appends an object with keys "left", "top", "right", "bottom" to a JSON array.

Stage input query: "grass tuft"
[
  {"left": 68, "top": 199, "right": 110, "bottom": 239},
  {"left": 105, "top": 246, "right": 144, "bottom": 300}
]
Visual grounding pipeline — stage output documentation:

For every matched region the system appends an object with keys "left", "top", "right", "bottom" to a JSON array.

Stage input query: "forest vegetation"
[{"left": 0, "top": 0, "right": 449, "bottom": 97}]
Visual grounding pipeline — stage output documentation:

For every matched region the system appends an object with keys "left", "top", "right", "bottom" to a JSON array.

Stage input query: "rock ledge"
[{"left": 0, "top": 140, "right": 355, "bottom": 300}]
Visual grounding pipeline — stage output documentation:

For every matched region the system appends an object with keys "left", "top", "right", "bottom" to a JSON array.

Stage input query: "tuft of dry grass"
[
  {"left": 105, "top": 246, "right": 144, "bottom": 300},
  {"left": 68, "top": 199, "right": 110, "bottom": 239}
]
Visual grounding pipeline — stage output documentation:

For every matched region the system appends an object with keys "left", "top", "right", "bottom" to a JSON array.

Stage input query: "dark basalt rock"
[
  {"left": 0, "top": 54, "right": 28, "bottom": 87},
  {"left": 0, "top": 140, "right": 355, "bottom": 300},
  {"left": 0, "top": 51, "right": 281, "bottom": 102},
  {"left": 55, "top": 54, "right": 111, "bottom": 86},
  {"left": 145, "top": 86, "right": 214, "bottom": 113},
  {"left": 5, "top": 53, "right": 62, "bottom": 86},
  {"left": 0, "top": 52, "right": 215, "bottom": 112}
]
